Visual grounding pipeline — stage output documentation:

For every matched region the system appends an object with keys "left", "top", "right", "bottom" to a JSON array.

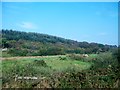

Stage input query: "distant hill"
[{"left": 1, "top": 29, "right": 117, "bottom": 56}]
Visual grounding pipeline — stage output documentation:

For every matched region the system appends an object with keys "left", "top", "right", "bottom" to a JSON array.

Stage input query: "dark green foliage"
[
  {"left": 33, "top": 60, "right": 48, "bottom": 67},
  {"left": 8, "top": 48, "right": 28, "bottom": 56},
  {"left": 58, "top": 52, "right": 119, "bottom": 88},
  {"left": 2, "top": 38, "right": 10, "bottom": 48},
  {"left": 1, "top": 29, "right": 117, "bottom": 56},
  {"left": 68, "top": 54, "right": 84, "bottom": 60},
  {"left": 91, "top": 53, "right": 118, "bottom": 69},
  {"left": 38, "top": 47, "right": 65, "bottom": 56},
  {"left": 59, "top": 56, "right": 67, "bottom": 60}
]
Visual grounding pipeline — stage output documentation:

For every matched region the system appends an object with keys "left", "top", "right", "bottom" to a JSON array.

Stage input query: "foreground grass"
[
  {"left": 2, "top": 55, "right": 92, "bottom": 88},
  {"left": 2, "top": 55, "right": 91, "bottom": 72},
  {"left": 2, "top": 56, "right": 91, "bottom": 72},
  {"left": 2, "top": 53, "right": 118, "bottom": 88}
]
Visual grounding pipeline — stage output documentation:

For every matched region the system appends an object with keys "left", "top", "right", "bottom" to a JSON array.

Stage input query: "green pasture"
[{"left": 2, "top": 55, "right": 92, "bottom": 78}]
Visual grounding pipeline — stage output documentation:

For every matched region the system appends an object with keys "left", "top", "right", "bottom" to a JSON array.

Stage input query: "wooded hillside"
[{"left": 1, "top": 29, "right": 117, "bottom": 56}]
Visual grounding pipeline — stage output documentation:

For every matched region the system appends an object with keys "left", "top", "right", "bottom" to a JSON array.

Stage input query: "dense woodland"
[{"left": 1, "top": 29, "right": 117, "bottom": 56}]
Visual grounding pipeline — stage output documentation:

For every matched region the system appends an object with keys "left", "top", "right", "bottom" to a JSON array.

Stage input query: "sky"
[
  {"left": 1, "top": 0, "right": 120, "bottom": 2},
  {"left": 2, "top": 2, "right": 118, "bottom": 45}
]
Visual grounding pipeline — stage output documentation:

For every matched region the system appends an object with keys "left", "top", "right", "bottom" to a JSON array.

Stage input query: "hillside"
[
  {"left": 1, "top": 30, "right": 119, "bottom": 88},
  {"left": 1, "top": 29, "right": 117, "bottom": 56}
]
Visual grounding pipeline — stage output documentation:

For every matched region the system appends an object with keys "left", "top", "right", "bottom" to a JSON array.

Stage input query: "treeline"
[{"left": 1, "top": 29, "right": 117, "bottom": 56}]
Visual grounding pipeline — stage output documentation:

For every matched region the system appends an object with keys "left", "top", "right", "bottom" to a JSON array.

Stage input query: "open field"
[
  {"left": 2, "top": 55, "right": 92, "bottom": 75},
  {"left": 1, "top": 53, "right": 119, "bottom": 88},
  {"left": 2, "top": 55, "right": 93, "bottom": 88}
]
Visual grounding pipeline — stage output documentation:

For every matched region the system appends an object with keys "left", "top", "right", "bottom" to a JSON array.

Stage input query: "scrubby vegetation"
[
  {"left": 2, "top": 52, "right": 119, "bottom": 88},
  {"left": 1, "top": 29, "right": 117, "bottom": 57},
  {"left": 1, "top": 30, "right": 119, "bottom": 88}
]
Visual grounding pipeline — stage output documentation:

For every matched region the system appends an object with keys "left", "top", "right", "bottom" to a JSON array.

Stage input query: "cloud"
[{"left": 18, "top": 22, "right": 38, "bottom": 29}]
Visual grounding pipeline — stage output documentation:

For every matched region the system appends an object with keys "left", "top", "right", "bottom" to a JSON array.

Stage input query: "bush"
[
  {"left": 8, "top": 48, "right": 28, "bottom": 56},
  {"left": 33, "top": 60, "right": 48, "bottom": 67},
  {"left": 67, "top": 54, "right": 84, "bottom": 61},
  {"left": 91, "top": 52, "right": 117, "bottom": 69},
  {"left": 59, "top": 56, "right": 67, "bottom": 60}
]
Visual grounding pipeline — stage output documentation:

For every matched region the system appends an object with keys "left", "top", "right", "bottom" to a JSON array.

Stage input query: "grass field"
[
  {"left": 2, "top": 53, "right": 118, "bottom": 88},
  {"left": 2, "top": 55, "right": 93, "bottom": 88},
  {"left": 2, "top": 55, "right": 92, "bottom": 75}
]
